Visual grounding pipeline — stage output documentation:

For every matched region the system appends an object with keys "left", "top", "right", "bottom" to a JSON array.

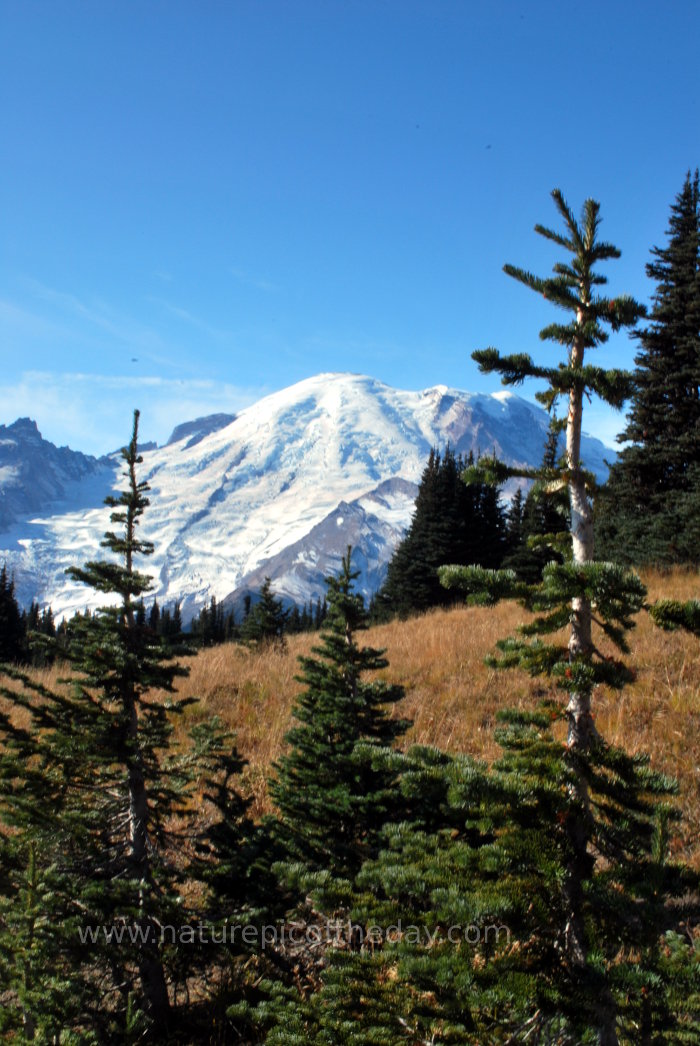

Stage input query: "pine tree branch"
[
  {"left": 438, "top": 565, "right": 523, "bottom": 605},
  {"left": 551, "top": 188, "right": 584, "bottom": 251},
  {"left": 502, "top": 262, "right": 547, "bottom": 293},
  {"left": 472, "top": 348, "right": 553, "bottom": 385},
  {"left": 461, "top": 455, "right": 542, "bottom": 486},
  {"left": 648, "top": 599, "right": 700, "bottom": 636}
]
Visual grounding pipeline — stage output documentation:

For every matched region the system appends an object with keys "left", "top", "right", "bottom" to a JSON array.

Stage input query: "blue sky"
[{"left": 1, "top": 0, "right": 698, "bottom": 455}]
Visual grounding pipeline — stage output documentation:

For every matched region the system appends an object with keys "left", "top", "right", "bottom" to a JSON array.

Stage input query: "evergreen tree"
[
  {"left": 376, "top": 446, "right": 507, "bottom": 619},
  {"left": 503, "top": 419, "right": 570, "bottom": 582},
  {"left": 0, "top": 564, "right": 24, "bottom": 663},
  {"left": 313, "top": 595, "right": 328, "bottom": 630},
  {"left": 597, "top": 170, "right": 700, "bottom": 564},
  {"left": 504, "top": 485, "right": 525, "bottom": 553},
  {"left": 240, "top": 577, "right": 288, "bottom": 648},
  {"left": 61, "top": 410, "right": 196, "bottom": 1031},
  {"left": 473, "top": 472, "right": 508, "bottom": 568},
  {"left": 295, "top": 747, "right": 498, "bottom": 1046},
  {"left": 189, "top": 718, "right": 254, "bottom": 919},
  {"left": 171, "top": 600, "right": 183, "bottom": 638},
  {"left": 300, "top": 708, "right": 698, "bottom": 1046},
  {"left": 178, "top": 716, "right": 276, "bottom": 1040},
  {"left": 376, "top": 448, "right": 453, "bottom": 618},
  {"left": 270, "top": 548, "right": 411, "bottom": 881},
  {"left": 446, "top": 189, "right": 647, "bottom": 748},
  {"left": 436, "top": 190, "right": 699, "bottom": 1042},
  {"left": 209, "top": 594, "right": 223, "bottom": 643},
  {"left": 0, "top": 662, "right": 103, "bottom": 1042},
  {"left": 20, "top": 601, "right": 57, "bottom": 667},
  {"left": 159, "top": 604, "right": 173, "bottom": 638},
  {"left": 190, "top": 593, "right": 232, "bottom": 646},
  {"left": 240, "top": 551, "right": 413, "bottom": 1044},
  {"left": 287, "top": 605, "right": 302, "bottom": 633},
  {"left": 148, "top": 597, "right": 160, "bottom": 632},
  {"left": 0, "top": 411, "right": 199, "bottom": 1038}
]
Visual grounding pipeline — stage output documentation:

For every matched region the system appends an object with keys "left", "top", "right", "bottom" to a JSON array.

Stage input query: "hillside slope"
[{"left": 162, "top": 568, "right": 700, "bottom": 867}]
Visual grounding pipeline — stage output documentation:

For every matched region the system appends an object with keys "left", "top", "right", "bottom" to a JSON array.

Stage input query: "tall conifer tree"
[
  {"left": 240, "top": 551, "right": 413, "bottom": 1045},
  {"left": 61, "top": 410, "right": 193, "bottom": 1030},
  {"left": 597, "top": 170, "right": 700, "bottom": 564},
  {"left": 503, "top": 419, "right": 569, "bottom": 582},
  {"left": 436, "top": 190, "right": 698, "bottom": 1043},
  {"left": 0, "top": 565, "right": 24, "bottom": 663},
  {"left": 0, "top": 412, "right": 200, "bottom": 1040},
  {"left": 376, "top": 446, "right": 506, "bottom": 619}
]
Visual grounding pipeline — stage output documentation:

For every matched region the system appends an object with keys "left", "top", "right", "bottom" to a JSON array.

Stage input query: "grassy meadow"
[{"left": 20, "top": 567, "right": 700, "bottom": 866}]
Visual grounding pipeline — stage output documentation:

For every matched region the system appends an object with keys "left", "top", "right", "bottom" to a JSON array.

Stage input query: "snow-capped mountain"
[
  {"left": 0, "top": 373, "right": 614, "bottom": 621},
  {"left": 0, "top": 418, "right": 110, "bottom": 534}
]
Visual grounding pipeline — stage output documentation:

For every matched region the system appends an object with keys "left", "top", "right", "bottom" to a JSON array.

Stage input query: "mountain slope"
[
  {"left": 0, "top": 418, "right": 109, "bottom": 533},
  {"left": 0, "top": 373, "right": 614, "bottom": 620}
]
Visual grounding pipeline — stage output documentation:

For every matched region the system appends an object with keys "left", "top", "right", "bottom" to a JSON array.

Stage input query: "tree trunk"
[
  {"left": 565, "top": 320, "right": 619, "bottom": 1046},
  {"left": 566, "top": 324, "right": 595, "bottom": 749},
  {"left": 125, "top": 691, "right": 171, "bottom": 1029},
  {"left": 120, "top": 418, "right": 171, "bottom": 1029}
]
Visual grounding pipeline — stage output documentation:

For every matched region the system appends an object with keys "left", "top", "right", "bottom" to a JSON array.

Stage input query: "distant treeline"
[
  {"left": 188, "top": 582, "right": 328, "bottom": 647},
  {"left": 0, "top": 563, "right": 328, "bottom": 666}
]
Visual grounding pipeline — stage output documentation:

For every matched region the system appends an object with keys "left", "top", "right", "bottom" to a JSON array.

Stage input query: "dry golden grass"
[
  {"left": 6, "top": 568, "right": 698, "bottom": 862},
  {"left": 148, "top": 566, "right": 700, "bottom": 863}
]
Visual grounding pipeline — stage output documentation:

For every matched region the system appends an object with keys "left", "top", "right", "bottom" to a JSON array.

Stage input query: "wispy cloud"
[
  {"left": 32, "top": 282, "right": 134, "bottom": 336},
  {"left": 22, "top": 280, "right": 168, "bottom": 355},
  {"left": 145, "top": 296, "right": 229, "bottom": 339},
  {"left": 0, "top": 372, "right": 266, "bottom": 456}
]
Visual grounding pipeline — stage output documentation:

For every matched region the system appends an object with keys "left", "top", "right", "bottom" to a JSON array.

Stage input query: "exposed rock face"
[
  {"left": 0, "top": 418, "right": 108, "bottom": 533},
  {"left": 165, "top": 414, "right": 237, "bottom": 450}
]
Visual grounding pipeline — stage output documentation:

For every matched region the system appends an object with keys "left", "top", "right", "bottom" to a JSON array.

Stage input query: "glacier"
[{"left": 0, "top": 373, "right": 614, "bottom": 622}]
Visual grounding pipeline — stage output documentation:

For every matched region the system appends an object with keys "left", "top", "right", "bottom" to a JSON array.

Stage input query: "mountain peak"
[
  {"left": 0, "top": 418, "right": 105, "bottom": 535},
  {"left": 5, "top": 417, "right": 41, "bottom": 439},
  {"left": 0, "top": 374, "right": 614, "bottom": 622}
]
